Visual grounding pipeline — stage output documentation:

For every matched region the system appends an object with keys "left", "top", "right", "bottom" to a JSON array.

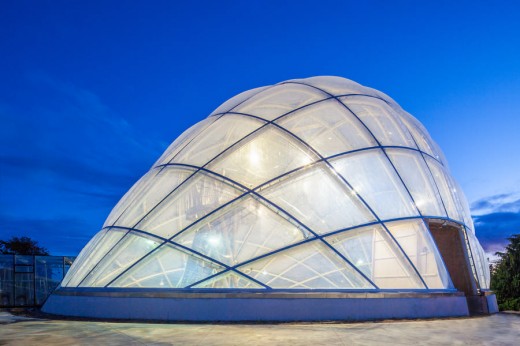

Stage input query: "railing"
[{"left": 0, "top": 254, "right": 75, "bottom": 307}]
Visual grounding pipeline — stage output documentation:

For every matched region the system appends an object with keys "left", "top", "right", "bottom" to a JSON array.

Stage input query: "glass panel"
[
  {"left": 153, "top": 117, "right": 216, "bottom": 167},
  {"left": 394, "top": 108, "right": 436, "bottom": 157},
  {"left": 135, "top": 172, "right": 244, "bottom": 239},
  {"left": 424, "top": 157, "right": 460, "bottom": 222},
  {"left": 14, "top": 273, "right": 34, "bottom": 306},
  {"left": 386, "top": 220, "right": 452, "bottom": 289},
  {"left": 238, "top": 241, "right": 373, "bottom": 289},
  {"left": 210, "top": 86, "right": 269, "bottom": 115},
  {"left": 80, "top": 232, "right": 161, "bottom": 287},
  {"left": 276, "top": 99, "right": 377, "bottom": 157},
  {"left": 208, "top": 126, "right": 316, "bottom": 189},
  {"left": 173, "top": 115, "right": 264, "bottom": 167},
  {"left": 0, "top": 255, "right": 14, "bottom": 306},
  {"left": 174, "top": 196, "right": 306, "bottom": 266},
  {"left": 233, "top": 83, "right": 325, "bottom": 121},
  {"left": 111, "top": 244, "right": 223, "bottom": 288},
  {"left": 449, "top": 178, "right": 474, "bottom": 229},
  {"left": 288, "top": 76, "right": 371, "bottom": 96},
  {"left": 340, "top": 96, "right": 416, "bottom": 148},
  {"left": 64, "top": 229, "right": 126, "bottom": 287},
  {"left": 326, "top": 226, "right": 375, "bottom": 278},
  {"left": 113, "top": 167, "right": 193, "bottom": 228},
  {"left": 331, "top": 149, "right": 418, "bottom": 221},
  {"left": 467, "top": 231, "right": 487, "bottom": 289},
  {"left": 193, "top": 272, "right": 263, "bottom": 289},
  {"left": 386, "top": 149, "right": 446, "bottom": 217},
  {"left": 261, "top": 164, "right": 375, "bottom": 235},
  {"left": 327, "top": 225, "right": 425, "bottom": 289},
  {"left": 103, "top": 170, "right": 158, "bottom": 228},
  {"left": 35, "top": 256, "right": 64, "bottom": 305}
]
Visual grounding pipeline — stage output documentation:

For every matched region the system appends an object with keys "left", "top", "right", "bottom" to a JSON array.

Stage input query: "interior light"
[{"left": 208, "top": 235, "right": 221, "bottom": 246}]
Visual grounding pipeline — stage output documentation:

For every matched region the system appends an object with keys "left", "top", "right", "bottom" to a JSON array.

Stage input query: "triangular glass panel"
[
  {"left": 153, "top": 117, "right": 216, "bottom": 167},
  {"left": 340, "top": 96, "right": 416, "bottom": 148},
  {"left": 174, "top": 195, "right": 308, "bottom": 266},
  {"left": 64, "top": 229, "right": 126, "bottom": 287},
  {"left": 386, "top": 149, "right": 446, "bottom": 218},
  {"left": 325, "top": 226, "right": 376, "bottom": 279},
  {"left": 386, "top": 220, "right": 452, "bottom": 289},
  {"left": 260, "top": 163, "right": 375, "bottom": 235},
  {"left": 238, "top": 241, "right": 373, "bottom": 289},
  {"left": 329, "top": 224, "right": 425, "bottom": 289},
  {"left": 110, "top": 243, "right": 223, "bottom": 288},
  {"left": 208, "top": 126, "right": 316, "bottom": 189},
  {"left": 233, "top": 83, "right": 326, "bottom": 121},
  {"left": 135, "top": 172, "right": 244, "bottom": 239},
  {"left": 172, "top": 115, "right": 264, "bottom": 167},
  {"left": 331, "top": 149, "right": 418, "bottom": 221},
  {"left": 276, "top": 99, "right": 377, "bottom": 157},
  {"left": 61, "top": 229, "right": 109, "bottom": 287},
  {"left": 192, "top": 271, "right": 264, "bottom": 289},
  {"left": 103, "top": 170, "right": 158, "bottom": 228},
  {"left": 113, "top": 167, "right": 193, "bottom": 228},
  {"left": 424, "top": 157, "right": 460, "bottom": 222},
  {"left": 79, "top": 231, "right": 162, "bottom": 287}
]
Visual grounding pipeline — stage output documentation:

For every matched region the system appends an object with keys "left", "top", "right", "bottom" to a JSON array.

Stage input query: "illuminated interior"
[{"left": 60, "top": 76, "right": 490, "bottom": 291}]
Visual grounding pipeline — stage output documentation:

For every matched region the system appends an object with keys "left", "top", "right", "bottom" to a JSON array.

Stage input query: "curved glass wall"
[{"left": 61, "top": 76, "right": 489, "bottom": 291}]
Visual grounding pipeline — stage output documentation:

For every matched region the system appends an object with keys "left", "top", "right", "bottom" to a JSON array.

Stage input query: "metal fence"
[{"left": 0, "top": 254, "right": 75, "bottom": 307}]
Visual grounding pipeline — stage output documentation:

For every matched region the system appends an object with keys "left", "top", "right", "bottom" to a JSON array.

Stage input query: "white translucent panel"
[
  {"left": 233, "top": 83, "right": 325, "bottom": 121},
  {"left": 394, "top": 109, "right": 436, "bottom": 157},
  {"left": 112, "top": 167, "right": 192, "bottom": 228},
  {"left": 173, "top": 115, "right": 264, "bottom": 167},
  {"left": 61, "top": 230, "right": 107, "bottom": 287},
  {"left": 153, "top": 118, "right": 216, "bottom": 167},
  {"left": 340, "top": 96, "right": 416, "bottom": 148},
  {"left": 327, "top": 225, "right": 425, "bottom": 289},
  {"left": 261, "top": 164, "right": 375, "bottom": 235},
  {"left": 424, "top": 157, "right": 460, "bottom": 222},
  {"left": 208, "top": 126, "right": 316, "bottom": 189},
  {"left": 467, "top": 231, "right": 488, "bottom": 289},
  {"left": 325, "top": 226, "right": 376, "bottom": 279},
  {"left": 386, "top": 149, "right": 446, "bottom": 217},
  {"left": 80, "top": 232, "right": 161, "bottom": 287},
  {"left": 239, "top": 241, "right": 373, "bottom": 289},
  {"left": 449, "top": 178, "right": 474, "bottom": 229},
  {"left": 386, "top": 220, "right": 452, "bottom": 289},
  {"left": 193, "top": 272, "right": 264, "bottom": 289},
  {"left": 276, "top": 100, "right": 377, "bottom": 157},
  {"left": 103, "top": 171, "right": 157, "bottom": 228},
  {"left": 210, "top": 86, "right": 269, "bottom": 115},
  {"left": 136, "top": 173, "right": 244, "bottom": 239},
  {"left": 331, "top": 150, "right": 418, "bottom": 221},
  {"left": 174, "top": 196, "right": 306, "bottom": 266},
  {"left": 288, "top": 76, "right": 371, "bottom": 96},
  {"left": 64, "top": 229, "right": 126, "bottom": 287},
  {"left": 111, "top": 244, "right": 223, "bottom": 288}
]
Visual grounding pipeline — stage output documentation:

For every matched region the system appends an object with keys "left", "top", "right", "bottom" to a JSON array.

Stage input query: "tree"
[
  {"left": 0, "top": 236, "right": 49, "bottom": 255},
  {"left": 490, "top": 234, "right": 520, "bottom": 311}
]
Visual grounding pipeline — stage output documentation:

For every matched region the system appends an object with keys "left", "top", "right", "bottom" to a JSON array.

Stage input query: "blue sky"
[{"left": 1, "top": 1, "right": 519, "bottom": 256}]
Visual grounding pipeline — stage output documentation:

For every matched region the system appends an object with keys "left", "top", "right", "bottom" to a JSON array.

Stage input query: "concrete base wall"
[{"left": 42, "top": 290, "right": 470, "bottom": 322}]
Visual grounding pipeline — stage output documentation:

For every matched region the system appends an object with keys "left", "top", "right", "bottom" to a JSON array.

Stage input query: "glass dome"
[{"left": 61, "top": 76, "right": 490, "bottom": 291}]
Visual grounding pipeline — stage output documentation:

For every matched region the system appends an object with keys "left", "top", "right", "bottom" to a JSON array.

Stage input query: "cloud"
[{"left": 471, "top": 192, "right": 520, "bottom": 254}]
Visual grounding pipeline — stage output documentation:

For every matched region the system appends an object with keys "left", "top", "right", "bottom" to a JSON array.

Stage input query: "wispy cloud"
[{"left": 472, "top": 192, "right": 520, "bottom": 255}]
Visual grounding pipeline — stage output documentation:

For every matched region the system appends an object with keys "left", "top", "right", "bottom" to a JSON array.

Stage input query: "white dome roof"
[{"left": 61, "top": 76, "right": 490, "bottom": 291}]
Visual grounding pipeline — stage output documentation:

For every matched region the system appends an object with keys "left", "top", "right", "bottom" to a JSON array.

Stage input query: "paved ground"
[{"left": 1, "top": 310, "right": 519, "bottom": 345}]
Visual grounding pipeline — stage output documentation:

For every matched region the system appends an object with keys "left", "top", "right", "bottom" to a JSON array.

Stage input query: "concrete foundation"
[{"left": 42, "top": 289, "right": 470, "bottom": 322}]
